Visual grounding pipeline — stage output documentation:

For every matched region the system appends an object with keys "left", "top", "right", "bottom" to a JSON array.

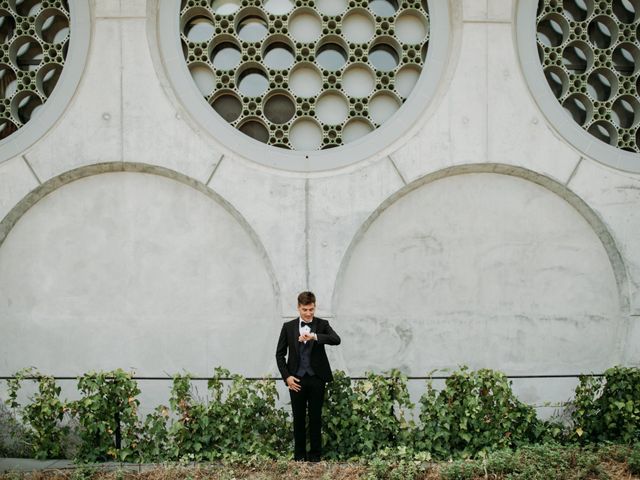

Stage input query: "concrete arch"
[
  {"left": 332, "top": 164, "right": 629, "bottom": 374},
  {"left": 0, "top": 162, "right": 282, "bottom": 376}
]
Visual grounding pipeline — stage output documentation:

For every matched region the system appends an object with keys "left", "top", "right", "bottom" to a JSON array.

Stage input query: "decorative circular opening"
[
  {"left": 189, "top": 62, "right": 216, "bottom": 96},
  {"left": 611, "top": 94, "right": 640, "bottom": 128},
  {"left": 264, "top": 92, "right": 296, "bottom": 123},
  {"left": 237, "top": 13, "right": 269, "bottom": 42},
  {"left": 11, "top": 90, "right": 42, "bottom": 124},
  {"left": 342, "top": 63, "right": 375, "bottom": 97},
  {"left": 395, "top": 10, "right": 428, "bottom": 45},
  {"left": 520, "top": 0, "right": 640, "bottom": 168},
  {"left": 35, "top": 63, "right": 62, "bottom": 96},
  {"left": 211, "top": 40, "right": 242, "bottom": 70},
  {"left": 35, "top": 9, "right": 69, "bottom": 44},
  {"left": 612, "top": 0, "right": 640, "bottom": 24},
  {"left": 289, "top": 63, "right": 322, "bottom": 97},
  {"left": 210, "top": 0, "right": 241, "bottom": 15},
  {"left": 561, "top": 41, "right": 593, "bottom": 74},
  {"left": 263, "top": 37, "right": 295, "bottom": 69},
  {"left": 0, "top": 66, "right": 18, "bottom": 99},
  {"left": 263, "top": 0, "right": 293, "bottom": 15},
  {"left": 342, "top": 9, "right": 375, "bottom": 43},
  {"left": 588, "top": 15, "right": 618, "bottom": 49},
  {"left": 369, "top": 91, "right": 400, "bottom": 123},
  {"left": 239, "top": 118, "right": 269, "bottom": 143},
  {"left": 343, "top": 117, "right": 373, "bottom": 143},
  {"left": 167, "top": 0, "right": 442, "bottom": 159},
  {"left": 288, "top": 8, "right": 322, "bottom": 43},
  {"left": 211, "top": 91, "right": 243, "bottom": 122},
  {"left": 543, "top": 66, "right": 569, "bottom": 98},
  {"left": 183, "top": 14, "right": 215, "bottom": 42},
  {"left": 14, "top": 0, "right": 43, "bottom": 17},
  {"left": 563, "top": 0, "right": 592, "bottom": 22},
  {"left": 315, "top": 91, "right": 349, "bottom": 124},
  {"left": 395, "top": 65, "right": 421, "bottom": 98},
  {"left": 586, "top": 68, "right": 618, "bottom": 101},
  {"left": 612, "top": 42, "right": 640, "bottom": 76},
  {"left": 11, "top": 36, "right": 44, "bottom": 72},
  {"left": 238, "top": 67, "right": 269, "bottom": 96},
  {"left": 369, "top": 0, "right": 397, "bottom": 17},
  {"left": 537, "top": 13, "right": 569, "bottom": 48},
  {"left": 587, "top": 120, "right": 618, "bottom": 145},
  {"left": 0, "top": 11, "right": 16, "bottom": 43},
  {"left": 0, "top": 0, "right": 87, "bottom": 154},
  {"left": 290, "top": 117, "right": 322, "bottom": 149},
  {"left": 316, "top": 0, "right": 347, "bottom": 16},
  {"left": 562, "top": 93, "right": 593, "bottom": 126},
  {"left": 369, "top": 41, "right": 399, "bottom": 71},
  {"left": 316, "top": 41, "right": 348, "bottom": 71}
]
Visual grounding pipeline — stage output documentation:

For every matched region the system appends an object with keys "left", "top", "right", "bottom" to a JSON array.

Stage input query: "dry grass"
[{"left": 0, "top": 456, "right": 637, "bottom": 480}]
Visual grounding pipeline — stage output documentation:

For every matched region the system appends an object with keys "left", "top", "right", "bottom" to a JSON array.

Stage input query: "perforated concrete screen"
[
  {"left": 179, "top": 0, "right": 429, "bottom": 150},
  {"left": 0, "top": 0, "right": 70, "bottom": 141},
  {"left": 537, "top": 0, "right": 640, "bottom": 153}
]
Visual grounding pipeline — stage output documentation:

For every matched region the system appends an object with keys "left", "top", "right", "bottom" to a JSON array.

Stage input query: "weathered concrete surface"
[
  {"left": 0, "top": 0, "right": 638, "bottom": 412},
  {"left": 0, "top": 172, "right": 280, "bottom": 377},
  {"left": 0, "top": 156, "right": 38, "bottom": 222},
  {"left": 334, "top": 173, "right": 623, "bottom": 375}
]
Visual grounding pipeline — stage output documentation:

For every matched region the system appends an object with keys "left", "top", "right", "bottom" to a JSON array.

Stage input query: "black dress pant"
[{"left": 289, "top": 374, "right": 326, "bottom": 461}]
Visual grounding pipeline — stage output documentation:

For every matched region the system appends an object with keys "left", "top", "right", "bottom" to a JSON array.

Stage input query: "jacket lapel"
[
  {"left": 310, "top": 317, "right": 317, "bottom": 352},
  {"left": 292, "top": 318, "right": 300, "bottom": 355}
]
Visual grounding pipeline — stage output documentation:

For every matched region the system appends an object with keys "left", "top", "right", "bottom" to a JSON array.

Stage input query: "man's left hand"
[{"left": 299, "top": 333, "right": 316, "bottom": 342}]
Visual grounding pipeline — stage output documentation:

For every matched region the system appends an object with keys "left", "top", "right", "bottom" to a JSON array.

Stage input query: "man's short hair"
[{"left": 298, "top": 291, "right": 316, "bottom": 306}]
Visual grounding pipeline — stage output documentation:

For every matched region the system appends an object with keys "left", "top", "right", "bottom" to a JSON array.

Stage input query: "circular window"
[
  {"left": 516, "top": 0, "right": 640, "bottom": 172},
  {"left": 157, "top": 0, "right": 451, "bottom": 171},
  {"left": 0, "top": 0, "right": 90, "bottom": 163}
]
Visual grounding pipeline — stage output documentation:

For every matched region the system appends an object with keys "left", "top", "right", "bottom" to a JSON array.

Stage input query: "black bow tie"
[{"left": 300, "top": 321, "right": 314, "bottom": 329}]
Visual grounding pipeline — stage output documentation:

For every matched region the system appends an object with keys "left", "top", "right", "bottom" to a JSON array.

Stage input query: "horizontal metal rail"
[{"left": 0, "top": 373, "right": 605, "bottom": 381}]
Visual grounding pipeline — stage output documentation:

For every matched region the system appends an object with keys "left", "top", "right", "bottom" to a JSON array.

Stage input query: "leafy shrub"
[
  {"left": 323, "top": 370, "right": 414, "bottom": 459},
  {"left": 571, "top": 366, "right": 640, "bottom": 443},
  {"left": 69, "top": 369, "right": 141, "bottom": 462},
  {"left": 135, "top": 405, "right": 171, "bottom": 462},
  {"left": 168, "top": 367, "right": 289, "bottom": 460},
  {"left": 415, "top": 367, "right": 544, "bottom": 459},
  {"left": 3, "top": 364, "right": 640, "bottom": 464},
  {"left": 4, "top": 367, "right": 69, "bottom": 459}
]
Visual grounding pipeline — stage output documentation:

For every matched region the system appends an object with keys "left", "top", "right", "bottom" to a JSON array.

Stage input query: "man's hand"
[
  {"left": 286, "top": 376, "right": 301, "bottom": 392},
  {"left": 298, "top": 333, "right": 316, "bottom": 342}
]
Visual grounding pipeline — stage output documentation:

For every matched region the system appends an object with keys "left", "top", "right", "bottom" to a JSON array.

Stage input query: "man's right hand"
[{"left": 286, "top": 376, "right": 301, "bottom": 392}]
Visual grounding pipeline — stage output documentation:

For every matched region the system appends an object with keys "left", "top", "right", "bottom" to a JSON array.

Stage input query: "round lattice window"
[
  {"left": 156, "top": 0, "right": 451, "bottom": 171},
  {"left": 0, "top": 0, "right": 89, "bottom": 163},
  {"left": 517, "top": 0, "right": 640, "bottom": 172}
]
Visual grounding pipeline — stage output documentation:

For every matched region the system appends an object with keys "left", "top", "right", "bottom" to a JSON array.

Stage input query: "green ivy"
[
  {"left": 415, "top": 367, "right": 544, "bottom": 459},
  {"left": 571, "top": 366, "right": 640, "bottom": 444},
  {"left": 70, "top": 369, "right": 141, "bottom": 463},
  {"left": 4, "top": 365, "right": 640, "bottom": 463},
  {"left": 323, "top": 370, "right": 414, "bottom": 459},
  {"left": 167, "top": 368, "right": 289, "bottom": 461},
  {"left": 3, "top": 367, "right": 68, "bottom": 459}
]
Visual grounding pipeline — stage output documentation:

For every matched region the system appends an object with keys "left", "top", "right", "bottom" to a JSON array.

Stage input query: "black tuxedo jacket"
[{"left": 276, "top": 316, "right": 341, "bottom": 383}]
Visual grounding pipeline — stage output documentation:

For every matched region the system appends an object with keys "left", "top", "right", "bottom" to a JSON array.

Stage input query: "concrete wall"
[{"left": 0, "top": 0, "right": 639, "bottom": 408}]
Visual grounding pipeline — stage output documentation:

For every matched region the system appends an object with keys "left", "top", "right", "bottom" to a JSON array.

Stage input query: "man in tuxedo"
[{"left": 275, "top": 291, "right": 341, "bottom": 461}]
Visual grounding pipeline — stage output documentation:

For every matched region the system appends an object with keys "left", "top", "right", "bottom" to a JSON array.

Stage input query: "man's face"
[{"left": 297, "top": 303, "right": 315, "bottom": 322}]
